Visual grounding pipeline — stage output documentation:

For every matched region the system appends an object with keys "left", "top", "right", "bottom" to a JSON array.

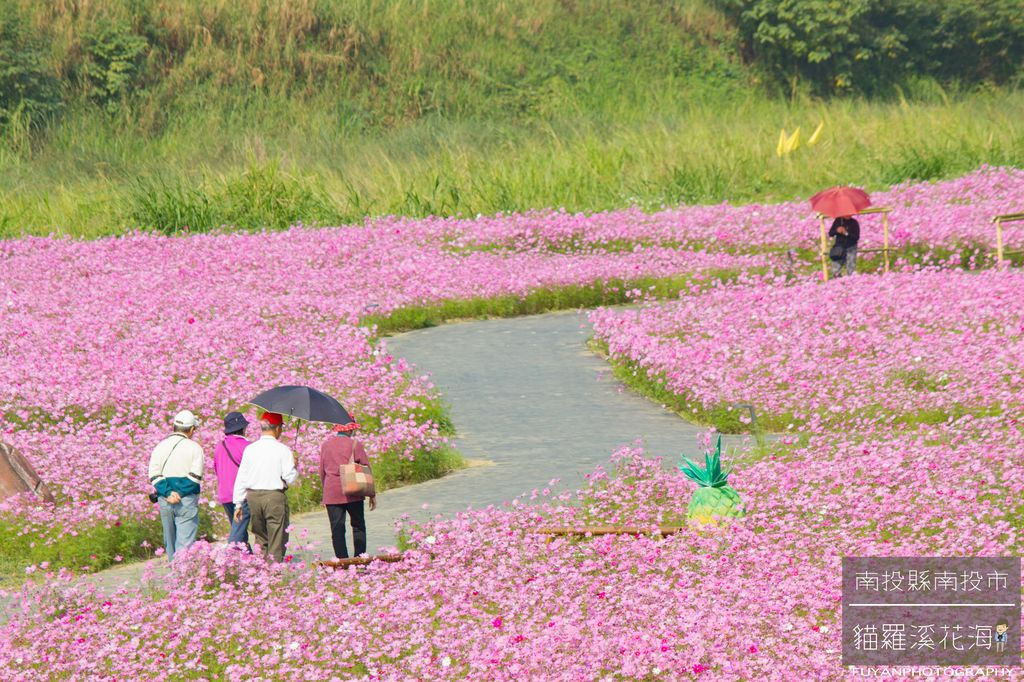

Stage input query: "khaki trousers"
[{"left": 246, "top": 489, "right": 289, "bottom": 561}]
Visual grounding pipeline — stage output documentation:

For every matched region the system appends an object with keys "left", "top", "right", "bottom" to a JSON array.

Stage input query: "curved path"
[
  {"left": 293, "top": 309, "right": 712, "bottom": 557},
  {"left": 80, "top": 309, "right": 723, "bottom": 593}
]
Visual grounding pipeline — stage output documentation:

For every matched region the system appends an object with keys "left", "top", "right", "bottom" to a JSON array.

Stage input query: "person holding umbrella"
[
  {"left": 828, "top": 214, "right": 861, "bottom": 277},
  {"left": 240, "top": 385, "right": 358, "bottom": 560},
  {"left": 810, "top": 186, "right": 870, "bottom": 279},
  {"left": 231, "top": 411, "right": 297, "bottom": 562},
  {"left": 319, "top": 421, "right": 376, "bottom": 559}
]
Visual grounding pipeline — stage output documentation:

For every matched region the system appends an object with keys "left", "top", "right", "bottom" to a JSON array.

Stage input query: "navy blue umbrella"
[{"left": 248, "top": 385, "right": 354, "bottom": 426}]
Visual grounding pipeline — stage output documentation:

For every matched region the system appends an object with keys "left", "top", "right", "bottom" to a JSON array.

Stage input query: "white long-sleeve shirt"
[{"left": 232, "top": 435, "right": 298, "bottom": 505}]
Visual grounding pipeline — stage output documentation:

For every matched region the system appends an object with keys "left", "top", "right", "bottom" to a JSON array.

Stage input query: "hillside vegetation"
[{"left": 0, "top": 0, "right": 1022, "bottom": 237}]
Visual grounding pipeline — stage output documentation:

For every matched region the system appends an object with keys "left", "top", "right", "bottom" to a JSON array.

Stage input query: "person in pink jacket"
[
  {"left": 319, "top": 422, "right": 376, "bottom": 558},
  {"left": 213, "top": 411, "right": 252, "bottom": 551}
]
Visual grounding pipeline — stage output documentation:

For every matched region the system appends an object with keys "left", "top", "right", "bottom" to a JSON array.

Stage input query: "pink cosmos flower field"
[
  {"left": 589, "top": 268, "right": 1024, "bottom": 432},
  {"left": 0, "top": 215, "right": 768, "bottom": 554},
  {"left": 2, "top": 166, "right": 1024, "bottom": 678},
  {"left": 2, "top": 419, "right": 1021, "bottom": 679}
]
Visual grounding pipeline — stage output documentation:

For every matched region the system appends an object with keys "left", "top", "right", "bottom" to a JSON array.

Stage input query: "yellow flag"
[
  {"left": 785, "top": 126, "right": 801, "bottom": 153},
  {"left": 808, "top": 121, "right": 824, "bottom": 146},
  {"left": 776, "top": 129, "right": 787, "bottom": 157}
]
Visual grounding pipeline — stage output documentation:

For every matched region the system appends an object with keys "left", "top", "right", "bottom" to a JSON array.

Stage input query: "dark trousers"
[
  {"left": 326, "top": 500, "right": 366, "bottom": 558},
  {"left": 221, "top": 501, "right": 252, "bottom": 552}
]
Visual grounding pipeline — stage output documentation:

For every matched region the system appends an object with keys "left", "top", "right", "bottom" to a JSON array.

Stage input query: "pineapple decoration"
[{"left": 679, "top": 435, "right": 745, "bottom": 525}]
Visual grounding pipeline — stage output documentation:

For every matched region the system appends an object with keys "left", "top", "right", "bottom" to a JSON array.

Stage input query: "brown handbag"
[{"left": 339, "top": 442, "right": 375, "bottom": 498}]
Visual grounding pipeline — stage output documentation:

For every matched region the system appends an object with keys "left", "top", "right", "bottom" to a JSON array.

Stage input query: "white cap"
[{"left": 173, "top": 410, "right": 200, "bottom": 429}]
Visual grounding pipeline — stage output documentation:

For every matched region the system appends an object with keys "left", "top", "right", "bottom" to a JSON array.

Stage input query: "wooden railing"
[
  {"left": 994, "top": 213, "right": 1024, "bottom": 267},
  {"left": 817, "top": 206, "right": 892, "bottom": 281}
]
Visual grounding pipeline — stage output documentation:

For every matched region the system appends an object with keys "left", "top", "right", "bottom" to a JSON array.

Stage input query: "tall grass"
[
  {"left": 1, "top": 90, "right": 1022, "bottom": 237},
  {"left": 0, "top": 1, "right": 1021, "bottom": 236}
]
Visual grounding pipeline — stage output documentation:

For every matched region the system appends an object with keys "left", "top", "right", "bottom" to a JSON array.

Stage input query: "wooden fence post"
[
  {"left": 882, "top": 212, "right": 891, "bottom": 273},
  {"left": 819, "top": 215, "right": 829, "bottom": 281},
  {"left": 996, "top": 218, "right": 1005, "bottom": 268}
]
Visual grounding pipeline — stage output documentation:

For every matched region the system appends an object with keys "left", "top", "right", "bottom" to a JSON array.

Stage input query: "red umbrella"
[{"left": 810, "top": 186, "right": 871, "bottom": 218}]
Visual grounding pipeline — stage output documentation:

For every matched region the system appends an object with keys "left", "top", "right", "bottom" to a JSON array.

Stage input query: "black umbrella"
[{"left": 247, "top": 385, "right": 354, "bottom": 426}]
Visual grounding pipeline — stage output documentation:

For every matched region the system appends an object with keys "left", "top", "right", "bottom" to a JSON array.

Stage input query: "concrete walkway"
[
  {"left": 82, "top": 309, "right": 723, "bottom": 592},
  {"left": 290, "top": 309, "right": 712, "bottom": 559}
]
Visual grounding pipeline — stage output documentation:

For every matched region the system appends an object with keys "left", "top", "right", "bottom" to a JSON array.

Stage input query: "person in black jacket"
[{"left": 828, "top": 215, "right": 860, "bottom": 277}]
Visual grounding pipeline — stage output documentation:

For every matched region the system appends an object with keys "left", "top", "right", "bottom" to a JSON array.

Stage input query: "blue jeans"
[
  {"left": 158, "top": 493, "right": 199, "bottom": 562},
  {"left": 222, "top": 501, "right": 252, "bottom": 552}
]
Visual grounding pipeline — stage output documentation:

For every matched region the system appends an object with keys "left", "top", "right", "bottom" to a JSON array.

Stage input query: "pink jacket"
[
  {"left": 319, "top": 435, "right": 370, "bottom": 505},
  {"left": 213, "top": 435, "right": 251, "bottom": 504}
]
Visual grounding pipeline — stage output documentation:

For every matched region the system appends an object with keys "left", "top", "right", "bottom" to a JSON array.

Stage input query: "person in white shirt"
[
  {"left": 232, "top": 411, "right": 297, "bottom": 561},
  {"left": 147, "top": 410, "right": 204, "bottom": 562}
]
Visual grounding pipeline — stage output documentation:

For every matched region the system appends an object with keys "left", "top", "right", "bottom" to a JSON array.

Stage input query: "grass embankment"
[
  {"left": 364, "top": 271, "right": 749, "bottom": 335},
  {"left": 1, "top": 0, "right": 1022, "bottom": 236}
]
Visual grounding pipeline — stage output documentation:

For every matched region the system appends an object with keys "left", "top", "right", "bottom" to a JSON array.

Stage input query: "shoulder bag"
[{"left": 339, "top": 440, "right": 375, "bottom": 498}]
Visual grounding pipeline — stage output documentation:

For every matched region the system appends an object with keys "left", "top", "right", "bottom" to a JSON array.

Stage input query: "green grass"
[
  {"left": 366, "top": 269, "right": 759, "bottom": 336},
  {"left": 590, "top": 337, "right": 782, "bottom": 434},
  {"left": 3, "top": 91, "right": 1023, "bottom": 238}
]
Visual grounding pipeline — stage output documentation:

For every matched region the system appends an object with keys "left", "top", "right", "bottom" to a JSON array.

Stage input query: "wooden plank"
[
  {"left": 319, "top": 553, "right": 405, "bottom": 569},
  {"left": 532, "top": 525, "right": 684, "bottom": 537},
  {"left": 992, "top": 213, "right": 1024, "bottom": 223},
  {"left": 855, "top": 205, "right": 893, "bottom": 215},
  {"left": 0, "top": 441, "right": 55, "bottom": 503},
  {"left": 815, "top": 206, "right": 892, "bottom": 218}
]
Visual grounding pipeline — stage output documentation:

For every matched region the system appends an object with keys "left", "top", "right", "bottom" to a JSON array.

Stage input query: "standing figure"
[
  {"left": 213, "top": 411, "right": 252, "bottom": 551},
  {"left": 829, "top": 215, "right": 861, "bottom": 277},
  {"left": 320, "top": 422, "right": 376, "bottom": 558},
  {"left": 232, "top": 412, "right": 297, "bottom": 561},
  {"left": 148, "top": 410, "right": 204, "bottom": 562},
  {"left": 995, "top": 619, "right": 1010, "bottom": 652}
]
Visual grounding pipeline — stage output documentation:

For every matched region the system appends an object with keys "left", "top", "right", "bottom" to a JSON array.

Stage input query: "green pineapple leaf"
[{"left": 679, "top": 458, "right": 709, "bottom": 485}]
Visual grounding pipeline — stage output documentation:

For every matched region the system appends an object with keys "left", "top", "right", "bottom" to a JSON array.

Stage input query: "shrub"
[
  {"left": 0, "top": 6, "right": 61, "bottom": 129},
  {"left": 80, "top": 20, "right": 149, "bottom": 112},
  {"left": 715, "top": 0, "right": 1024, "bottom": 94}
]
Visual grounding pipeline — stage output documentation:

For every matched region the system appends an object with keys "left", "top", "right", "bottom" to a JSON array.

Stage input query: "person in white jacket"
[
  {"left": 232, "top": 411, "right": 297, "bottom": 561},
  {"left": 148, "top": 410, "right": 204, "bottom": 562}
]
